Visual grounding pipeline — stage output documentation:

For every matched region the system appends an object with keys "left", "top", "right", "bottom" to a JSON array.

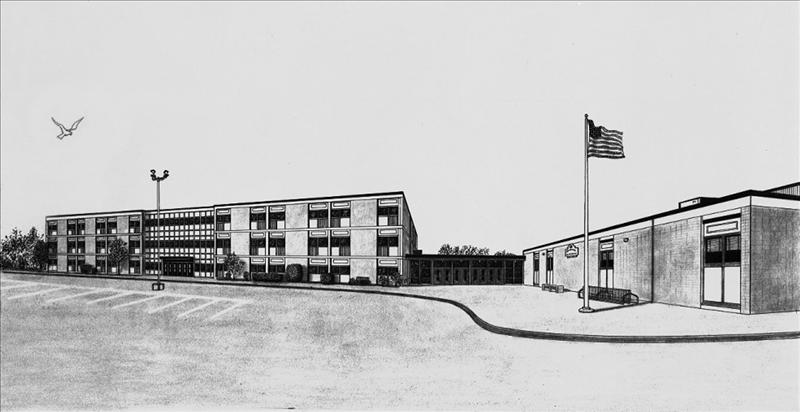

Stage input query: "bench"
[
  {"left": 578, "top": 286, "right": 639, "bottom": 305},
  {"left": 541, "top": 283, "right": 565, "bottom": 293}
]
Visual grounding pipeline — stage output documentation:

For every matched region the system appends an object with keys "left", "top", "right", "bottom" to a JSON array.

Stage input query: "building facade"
[
  {"left": 46, "top": 191, "right": 418, "bottom": 284},
  {"left": 523, "top": 183, "right": 800, "bottom": 314}
]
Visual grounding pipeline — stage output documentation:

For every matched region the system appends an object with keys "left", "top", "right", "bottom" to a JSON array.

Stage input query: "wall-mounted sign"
[{"left": 565, "top": 244, "right": 579, "bottom": 259}]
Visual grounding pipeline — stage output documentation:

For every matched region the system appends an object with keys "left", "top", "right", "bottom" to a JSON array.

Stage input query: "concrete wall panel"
[
  {"left": 57, "top": 255, "right": 67, "bottom": 272},
  {"left": 57, "top": 237, "right": 67, "bottom": 254},
  {"left": 231, "top": 232, "right": 249, "bottom": 256},
  {"left": 352, "top": 200, "right": 376, "bottom": 227},
  {"left": 57, "top": 220, "right": 67, "bottom": 236},
  {"left": 286, "top": 204, "right": 308, "bottom": 229},
  {"left": 231, "top": 207, "right": 250, "bottom": 231},
  {"left": 86, "top": 236, "right": 95, "bottom": 255},
  {"left": 286, "top": 231, "right": 307, "bottom": 256},
  {"left": 85, "top": 218, "right": 95, "bottom": 235},
  {"left": 351, "top": 258, "right": 377, "bottom": 283},
  {"left": 351, "top": 229, "right": 376, "bottom": 256},
  {"left": 118, "top": 217, "right": 129, "bottom": 234}
]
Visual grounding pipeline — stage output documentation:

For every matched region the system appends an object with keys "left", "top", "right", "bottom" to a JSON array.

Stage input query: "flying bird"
[{"left": 51, "top": 116, "right": 84, "bottom": 140}]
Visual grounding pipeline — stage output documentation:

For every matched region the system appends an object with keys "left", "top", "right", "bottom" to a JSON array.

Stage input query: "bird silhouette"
[{"left": 51, "top": 116, "right": 84, "bottom": 140}]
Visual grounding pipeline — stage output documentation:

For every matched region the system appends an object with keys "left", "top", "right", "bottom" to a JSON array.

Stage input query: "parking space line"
[
  {"left": 0, "top": 283, "right": 40, "bottom": 291},
  {"left": 177, "top": 299, "right": 219, "bottom": 318},
  {"left": 46, "top": 288, "right": 108, "bottom": 303},
  {"left": 6, "top": 286, "right": 70, "bottom": 300},
  {"left": 207, "top": 301, "right": 248, "bottom": 321},
  {"left": 148, "top": 297, "right": 194, "bottom": 314},
  {"left": 111, "top": 294, "right": 165, "bottom": 309},
  {"left": 85, "top": 291, "right": 136, "bottom": 305}
]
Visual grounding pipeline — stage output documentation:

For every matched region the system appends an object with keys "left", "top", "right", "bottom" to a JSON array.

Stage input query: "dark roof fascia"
[
  {"left": 765, "top": 181, "right": 800, "bottom": 192},
  {"left": 405, "top": 254, "right": 525, "bottom": 260},
  {"left": 522, "top": 189, "right": 800, "bottom": 253},
  {"left": 46, "top": 190, "right": 406, "bottom": 219},
  {"left": 212, "top": 190, "right": 406, "bottom": 208}
]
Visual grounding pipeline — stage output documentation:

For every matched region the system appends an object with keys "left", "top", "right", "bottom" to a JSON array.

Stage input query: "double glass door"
[{"left": 703, "top": 234, "right": 741, "bottom": 307}]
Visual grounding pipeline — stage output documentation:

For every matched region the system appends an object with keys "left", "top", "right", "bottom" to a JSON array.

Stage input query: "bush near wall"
[
  {"left": 286, "top": 264, "right": 304, "bottom": 282},
  {"left": 252, "top": 272, "right": 283, "bottom": 282},
  {"left": 349, "top": 276, "right": 372, "bottom": 286},
  {"left": 80, "top": 264, "right": 96, "bottom": 274},
  {"left": 320, "top": 272, "right": 335, "bottom": 284}
]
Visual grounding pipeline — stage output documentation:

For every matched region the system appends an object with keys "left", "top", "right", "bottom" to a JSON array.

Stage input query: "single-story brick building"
[{"left": 523, "top": 182, "right": 799, "bottom": 314}]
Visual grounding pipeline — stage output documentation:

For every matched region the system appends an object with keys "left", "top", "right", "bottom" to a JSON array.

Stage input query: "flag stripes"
[{"left": 587, "top": 119, "right": 624, "bottom": 159}]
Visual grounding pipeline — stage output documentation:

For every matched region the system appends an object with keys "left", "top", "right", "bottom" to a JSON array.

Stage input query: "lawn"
[{"left": 1, "top": 272, "right": 798, "bottom": 410}]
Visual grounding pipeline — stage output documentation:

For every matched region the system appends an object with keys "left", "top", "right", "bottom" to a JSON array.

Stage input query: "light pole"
[{"left": 150, "top": 169, "right": 169, "bottom": 291}]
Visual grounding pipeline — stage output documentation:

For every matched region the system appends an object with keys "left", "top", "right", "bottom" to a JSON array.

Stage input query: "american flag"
[{"left": 587, "top": 118, "right": 625, "bottom": 159}]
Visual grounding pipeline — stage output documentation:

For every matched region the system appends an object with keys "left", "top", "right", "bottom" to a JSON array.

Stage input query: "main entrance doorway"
[
  {"left": 162, "top": 257, "right": 195, "bottom": 277},
  {"left": 598, "top": 240, "right": 614, "bottom": 289},
  {"left": 703, "top": 233, "right": 741, "bottom": 308}
]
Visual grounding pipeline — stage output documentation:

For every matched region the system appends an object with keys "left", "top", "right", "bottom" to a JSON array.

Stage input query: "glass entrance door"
[
  {"left": 703, "top": 234, "right": 741, "bottom": 307},
  {"left": 599, "top": 248, "right": 614, "bottom": 289}
]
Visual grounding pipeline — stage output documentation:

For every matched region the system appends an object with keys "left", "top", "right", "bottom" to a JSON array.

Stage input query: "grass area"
[{"left": 1, "top": 272, "right": 798, "bottom": 410}]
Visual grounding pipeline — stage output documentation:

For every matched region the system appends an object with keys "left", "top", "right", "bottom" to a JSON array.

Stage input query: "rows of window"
[
  {"left": 215, "top": 232, "right": 398, "bottom": 257},
  {"left": 48, "top": 216, "right": 142, "bottom": 236},
  {"left": 217, "top": 201, "right": 401, "bottom": 232}
]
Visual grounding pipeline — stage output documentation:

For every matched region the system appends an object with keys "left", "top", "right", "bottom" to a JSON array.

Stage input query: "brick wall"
[
  {"left": 653, "top": 217, "right": 702, "bottom": 307},
  {"left": 750, "top": 206, "right": 800, "bottom": 313},
  {"left": 613, "top": 227, "right": 653, "bottom": 301}
]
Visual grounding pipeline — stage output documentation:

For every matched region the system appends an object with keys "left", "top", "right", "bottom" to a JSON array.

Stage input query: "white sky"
[{"left": 1, "top": 2, "right": 798, "bottom": 253}]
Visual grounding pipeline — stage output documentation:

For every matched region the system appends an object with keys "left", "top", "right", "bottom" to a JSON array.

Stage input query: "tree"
[
  {"left": 107, "top": 238, "right": 129, "bottom": 274},
  {"left": 223, "top": 253, "right": 246, "bottom": 280},
  {"left": 0, "top": 227, "right": 44, "bottom": 270},
  {"left": 32, "top": 239, "right": 49, "bottom": 271},
  {"left": 494, "top": 250, "right": 517, "bottom": 256},
  {"left": 437, "top": 244, "right": 491, "bottom": 256}
]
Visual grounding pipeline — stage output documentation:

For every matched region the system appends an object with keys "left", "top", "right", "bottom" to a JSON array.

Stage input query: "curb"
[{"left": 3, "top": 270, "right": 799, "bottom": 344}]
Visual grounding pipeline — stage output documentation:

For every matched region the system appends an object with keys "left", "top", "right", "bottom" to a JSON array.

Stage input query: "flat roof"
[
  {"left": 46, "top": 190, "right": 406, "bottom": 219},
  {"left": 523, "top": 185, "right": 800, "bottom": 253}
]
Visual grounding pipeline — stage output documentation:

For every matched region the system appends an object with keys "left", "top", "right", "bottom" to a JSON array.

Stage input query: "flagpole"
[{"left": 580, "top": 113, "right": 594, "bottom": 313}]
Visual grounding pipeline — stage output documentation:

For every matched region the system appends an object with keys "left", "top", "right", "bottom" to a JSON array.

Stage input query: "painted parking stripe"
[
  {"left": 0, "top": 283, "right": 40, "bottom": 291},
  {"left": 85, "top": 291, "right": 136, "bottom": 305},
  {"left": 111, "top": 294, "right": 165, "bottom": 309},
  {"left": 148, "top": 297, "right": 194, "bottom": 314},
  {"left": 46, "top": 288, "right": 109, "bottom": 303},
  {"left": 6, "top": 286, "right": 70, "bottom": 300},
  {"left": 176, "top": 299, "right": 219, "bottom": 318},
  {"left": 207, "top": 301, "right": 248, "bottom": 321}
]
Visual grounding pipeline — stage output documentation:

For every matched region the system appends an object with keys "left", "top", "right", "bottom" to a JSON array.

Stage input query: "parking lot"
[{"left": 1, "top": 272, "right": 798, "bottom": 411}]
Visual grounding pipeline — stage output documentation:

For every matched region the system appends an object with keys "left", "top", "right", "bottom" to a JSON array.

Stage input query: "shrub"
[
  {"left": 253, "top": 272, "right": 283, "bottom": 282},
  {"left": 320, "top": 272, "right": 335, "bottom": 284},
  {"left": 80, "top": 264, "right": 96, "bottom": 274},
  {"left": 286, "top": 264, "right": 303, "bottom": 282},
  {"left": 348, "top": 276, "right": 372, "bottom": 286}
]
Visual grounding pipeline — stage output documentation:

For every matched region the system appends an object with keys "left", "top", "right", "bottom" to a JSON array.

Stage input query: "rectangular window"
[
  {"left": 250, "top": 237, "right": 266, "bottom": 256},
  {"left": 331, "top": 265, "right": 350, "bottom": 283},
  {"left": 378, "top": 206, "right": 399, "bottom": 226},
  {"left": 77, "top": 237, "right": 85, "bottom": 254},
  {"left": 77, "top": 220, "right": 86, "bottom": 235},
  {"left": 330, "top": 209, "right": 351, "bottom": 228},
  {"left": 308, "top": 264, "right": 327, "bottom": 282},
  {"left": 377, "top": 236, "right": 399, "bottom": 256},
  {"left": 48, "top": 221, "right": 58, "bottom": 236},
  {"left": 129, "top": 238, "right": 141, "bottom": 255},
  {"left": 308, "top": 237, "right": 329, "bottom": 256},
  {"left": 269, "top": 238, "right": 285, "bottom": 256},
  {"left": 67, "top": 237, "right": 77, "bottom": 254},
  {"left": 533, "top": 255, "right": 539, "bottom": 271},
  {"left": 725, "top": 234, "right": 741, "bottom": 264},
  {"left": 96, "top": 237, "right": 107, "bottom": 254},
  {"left": 309, "top": 209, "right": 328, "bottom": 229},
  {"left": 216, "top": 238, "right": 231, "bottom": 255},
  {"left": 268, "top": 263, "right": 285, "bottom": 273},
  {"left": 129, "top": 219, "right": 141, "bottom": 233},
  {"left": 48, "top": 258, "right": 58, "bottom": 271},
  {"left": 67, "top": 220, "right": 76, "bottom": 235},
  {"left": 250, "top": 211, "right": 267, "bottom": 230},
  {"left": 96, "top": 220, "right": 107, "bottom": 234},
  {"left": 129, "top": 259, "right": 141, "bottom": 275},
  {"left": 330, "top": 236, "right": 350, "bottom": 256},
  {"left": 96, "top": 256, "right": 107, "bottom": 274},
  {"left": 47, "top": 240, "right": 58, "bottom": 256},
  {"left": 269, "top": 211, "right": 285, "bottom": 229},
  {"left": 107, "top": 219, "right": 117, "bottom": 234},
  {"left": 216, "top": 214, "right": 231, "bottom": 231},
  {"left": 705, "top": 237, "right": 723, "bottom": 266}
]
